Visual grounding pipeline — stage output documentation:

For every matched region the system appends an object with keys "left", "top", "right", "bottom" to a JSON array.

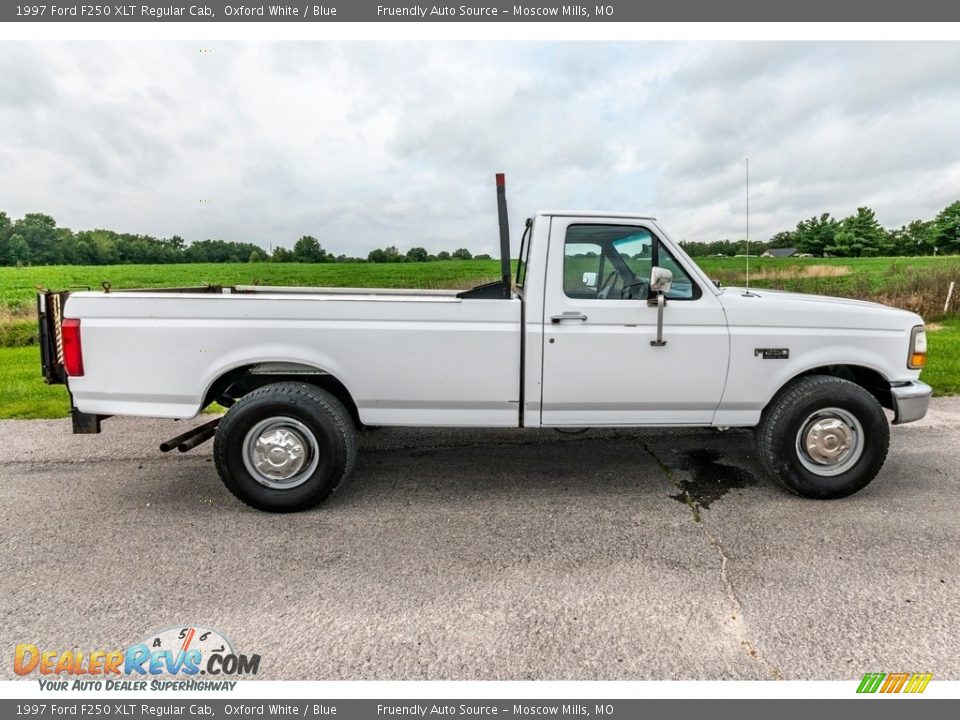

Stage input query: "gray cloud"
[{"left": 0, "top": 41, "right": 958, "bottom": 255}]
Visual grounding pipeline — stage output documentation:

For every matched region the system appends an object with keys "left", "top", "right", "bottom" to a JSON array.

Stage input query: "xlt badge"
[{"left": 755, "top": 348, "right": 790, "bottom": 360}]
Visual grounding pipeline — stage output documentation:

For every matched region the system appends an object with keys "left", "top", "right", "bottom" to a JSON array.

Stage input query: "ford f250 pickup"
[{"left": 37, "top": 175, "right": 931, "bottom": 512}]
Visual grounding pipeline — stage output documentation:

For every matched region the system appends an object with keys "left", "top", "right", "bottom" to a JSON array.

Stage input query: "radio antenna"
[
  {"left": 745, "top": 157, "right": 750, "bottom": 291},
  {"left": 742, "top": 158, "right": 758, "bottom": 297}
]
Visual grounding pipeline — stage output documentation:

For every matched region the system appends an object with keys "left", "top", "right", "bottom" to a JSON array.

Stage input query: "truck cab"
[{"left": 522, "top": 213, "right": 729, "bottom": 427}]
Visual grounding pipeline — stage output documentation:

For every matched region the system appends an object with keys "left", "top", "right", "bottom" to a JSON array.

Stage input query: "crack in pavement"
[{"left": 642, "top": 441, "right": 784, "bottom": 680}]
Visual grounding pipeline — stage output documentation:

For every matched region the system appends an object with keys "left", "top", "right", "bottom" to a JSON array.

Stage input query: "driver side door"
[{"left": 540, "top": 218, "right": 730, "bottom": 426}]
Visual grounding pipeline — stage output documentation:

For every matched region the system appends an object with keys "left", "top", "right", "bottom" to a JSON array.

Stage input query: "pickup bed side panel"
[{"left": 64, "top": 293, "right": 522, "bottom": 427}]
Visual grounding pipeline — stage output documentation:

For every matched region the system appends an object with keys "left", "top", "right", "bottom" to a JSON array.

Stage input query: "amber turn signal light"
[{"left": 908, "top": 326, "right": 927, "bottom": 370}]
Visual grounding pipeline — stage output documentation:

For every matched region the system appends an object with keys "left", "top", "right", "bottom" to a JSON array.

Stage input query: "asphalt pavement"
[{"left": 1, "top": 401, "right": 958, "bottom": 680}]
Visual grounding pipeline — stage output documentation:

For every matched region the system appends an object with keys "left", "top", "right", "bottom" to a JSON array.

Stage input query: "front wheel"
[
  {"left": 213, "top": 382, "right": 357, "bottom": 512},
  {"left": 755, "top": 375, "right": 889, "bottom": 499}
]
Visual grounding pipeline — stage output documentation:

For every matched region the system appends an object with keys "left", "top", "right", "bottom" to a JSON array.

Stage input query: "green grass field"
[
  {"left": 695, "top": 254, "right": 960, "bottom": 279},
  {"left": 922, "top": 319, "right": 960, "bottom": 396},
  {"left": 0, "top": 260, "right": 502, "bottom": 313},
  {"left": 1, "top": 256, "right": 959, "bottom": 419},
  {"left": 0, "top": 346, "right": 70, "bottom": 419},
  {"left": 3, "top": 255, "right": 959, "bottom": 315}
]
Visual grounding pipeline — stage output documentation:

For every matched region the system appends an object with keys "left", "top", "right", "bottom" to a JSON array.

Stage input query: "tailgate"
[{"left": 37, "top": 290, "right": 72, "bottom": 385}]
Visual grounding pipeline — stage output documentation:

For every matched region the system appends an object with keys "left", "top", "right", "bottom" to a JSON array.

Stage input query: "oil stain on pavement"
[{"left": 668, "top": 448, "right": 758, "bottom": 514}]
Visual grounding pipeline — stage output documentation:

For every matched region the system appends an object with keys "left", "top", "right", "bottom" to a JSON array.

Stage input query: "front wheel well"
[
  {"left": 787, "top": 365, "right": 892, "bottom": 412},
  {"left": 202, "top": 364, "right": 361, "bottom": 427}
]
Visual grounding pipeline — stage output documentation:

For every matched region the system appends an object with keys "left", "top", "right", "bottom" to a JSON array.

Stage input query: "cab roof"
[{"left": 535, "top": 211, "right": 657, "bottom": 221}]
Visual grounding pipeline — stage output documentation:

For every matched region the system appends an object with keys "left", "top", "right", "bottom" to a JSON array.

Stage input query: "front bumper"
[{"left": 890, "top": 380, "right": 932, "bottom": 425}]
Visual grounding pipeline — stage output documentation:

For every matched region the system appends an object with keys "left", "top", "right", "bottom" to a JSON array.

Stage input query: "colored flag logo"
[{"left": 857, "top": 672, "right": 933, "bottom": 694}]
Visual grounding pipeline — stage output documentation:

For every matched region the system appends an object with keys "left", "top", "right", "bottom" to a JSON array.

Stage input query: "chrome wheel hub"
[
  {"left": 242, "top": 417, "right": 319, "bottom": 489},
  {"left": 256, "top": 428, "right": 307, "bottom": 477},
  {"left": 795, "top": 407, "right": 864, "bottom": 477}
]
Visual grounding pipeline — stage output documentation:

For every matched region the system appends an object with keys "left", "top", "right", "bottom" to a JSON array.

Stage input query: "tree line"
[
  {"left": 680, "top": 201, "right": 960, "bottom": 258},
  {"left": 1, "top": 200, "right": 958, "bottom": 266},
  {"left": 0, "top": 212, "right": 492, "bottom": 267}
]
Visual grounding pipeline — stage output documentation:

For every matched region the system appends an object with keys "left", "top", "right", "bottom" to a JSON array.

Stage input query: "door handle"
[{"left": 551, "top": 312, "right": 588, "bottom": 323}]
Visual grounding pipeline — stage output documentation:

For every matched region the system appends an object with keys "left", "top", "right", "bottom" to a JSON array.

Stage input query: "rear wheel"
[
  {"left": 755, "top": 375, "right": 889, "bottom": 499},
  {"left": 213, "top": 382, "right": 357, "bottom": 512}
]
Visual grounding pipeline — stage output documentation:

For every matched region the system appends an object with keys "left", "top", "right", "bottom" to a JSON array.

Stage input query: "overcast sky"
[{"left": 1, "top": 42, "right": 959, "bottom": 255}]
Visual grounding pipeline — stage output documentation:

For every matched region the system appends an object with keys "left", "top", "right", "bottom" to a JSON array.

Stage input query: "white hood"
[{"left": 717, "top": 286, "right": 922, "bottom": 331}]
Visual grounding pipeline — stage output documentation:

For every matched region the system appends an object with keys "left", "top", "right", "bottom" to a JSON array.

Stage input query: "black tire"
[
  {"left": 213, "top": 382, "right": 357, "bottom": 512},
  {"left": 755, "top": 374, "right": 889, "bottom": 499}
]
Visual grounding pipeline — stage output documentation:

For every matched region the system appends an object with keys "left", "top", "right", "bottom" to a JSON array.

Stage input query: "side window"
[
  {"left": 562, "top": 223, "right": 700, "bottom": 300},
  {"left": 656, "top": 241, "right": 698, "bottom": 300},
  {"left": 563, "top": 242, "right": 604, "bottom": 298},
  {"left": 611, "top": 233, "right": 653, "bottom": 283}
]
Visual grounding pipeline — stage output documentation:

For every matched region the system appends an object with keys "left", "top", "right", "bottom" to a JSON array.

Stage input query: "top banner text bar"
[{"left": 5, "top": 1, "right": 960, "bottom": 23}]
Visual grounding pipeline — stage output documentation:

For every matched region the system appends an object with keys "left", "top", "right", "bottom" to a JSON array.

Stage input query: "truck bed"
[{"left": 56, "top": 286, "right": 523, "bottom": 426}]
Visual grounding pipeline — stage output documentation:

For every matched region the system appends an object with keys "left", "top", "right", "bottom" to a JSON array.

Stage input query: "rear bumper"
[{"left": 890, "top": 380, "right": 932, "bottom": 425}]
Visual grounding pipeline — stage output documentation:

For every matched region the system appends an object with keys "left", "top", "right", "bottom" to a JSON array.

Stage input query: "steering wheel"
[
  {"left": 596, "top": 270, "right": 619, "bottom": 299},
  {"left": 621, "top": 279, "right": 651, "bottom": 300}
]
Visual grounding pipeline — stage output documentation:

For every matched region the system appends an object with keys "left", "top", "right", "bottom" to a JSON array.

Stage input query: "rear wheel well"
[
  {"left": 203, "top": 365, "right": 361, "bottom": 427},
  {"left": 789, "top": 365, "right": 892, "bottom": 412}
]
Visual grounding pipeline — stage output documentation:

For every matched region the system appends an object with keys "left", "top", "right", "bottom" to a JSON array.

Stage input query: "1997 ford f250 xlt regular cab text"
[{"left": 37, "top": 176, "right": 931, "bottom": 512}]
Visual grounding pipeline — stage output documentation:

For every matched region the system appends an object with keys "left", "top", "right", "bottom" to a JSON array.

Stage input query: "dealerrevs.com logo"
[{"left": 14, "top": 626, "right": 260, "bottom": 691}]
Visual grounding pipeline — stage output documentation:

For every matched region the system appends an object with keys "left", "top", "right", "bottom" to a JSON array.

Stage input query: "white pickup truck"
[{"left": 38, "top": 176, "right": 931, "bottom": 512}]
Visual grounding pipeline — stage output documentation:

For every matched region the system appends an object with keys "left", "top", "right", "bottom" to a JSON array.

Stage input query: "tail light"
[
  {"left": 61, "top": 318, "right": 84, "bottom": 377},
  {"left": 908, "top": 326, "right": 927, "bottom": 370}
]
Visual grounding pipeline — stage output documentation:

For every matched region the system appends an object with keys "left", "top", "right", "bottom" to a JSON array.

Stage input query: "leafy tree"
[
  {"left": 292, "top": 235, "right": 329, "bottom": 263},
  {"left": 272, "top": 247, "right": 293, "bottom": 262},
  {"left": 474, "top": 253, "right": 493, "bottom": 260},
  {"left": 406, "top": 246, "right": 429, "bottom": 262},
  {"left": 829, "top": 207, "right": 890, "bottom": 257},
  {"left": 75, "top": 229, "right": 119, "bottom": 265},
  {"left": 679, "top": 239, "right": 757, "bottom": 257},
  {"left": 369, "top": 246, "right": 403, "bottom": 262},
  {"left": 452, "top": 248, "right": 473, "bottom": 260},
  {"left": 0, "top": 211, "right": 12, "bottom": 265},
  {"left": 12, "top": 213, "right": 61, "bottom": 264},
  {"left": 6, "top": 234, "right": 30, "bottom": 266},
  {"left": 887, "top": 220, "right": 934, "bottom": 256},
  {"left": 436, "top": 251, "right": 451, "bottom": 261},
  {"left": 184, "top": 239, "right": 264, "bottom": 263},
  {"left": 930, "top": 201, "right": 960, "bottom": 254},
  {"left": 794, "top": 213, "right": 839, "bottom": 256}
]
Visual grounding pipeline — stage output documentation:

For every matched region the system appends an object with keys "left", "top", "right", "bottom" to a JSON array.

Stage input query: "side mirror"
[
  {"left": 650, "top": 266, "right": 673, "bottom": 294},
  {"left": 582, "top": 271, "right": 598, "bottom": 288},
  {"left": 649, "top": 267, "right": 672, "bottom": 348}
]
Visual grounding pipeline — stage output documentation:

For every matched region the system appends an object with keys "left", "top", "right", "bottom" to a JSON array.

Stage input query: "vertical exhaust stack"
[
  {"left": 454, "top": 174, "right": 515, "bottom": 300},
  {"left": 496, "top": 173, "right": 512, "bottom": 299}
]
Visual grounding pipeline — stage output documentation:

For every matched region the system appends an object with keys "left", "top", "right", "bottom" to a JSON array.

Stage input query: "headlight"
[{"left": 908, "top": 325, "right": 927, "bottom": 369}]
